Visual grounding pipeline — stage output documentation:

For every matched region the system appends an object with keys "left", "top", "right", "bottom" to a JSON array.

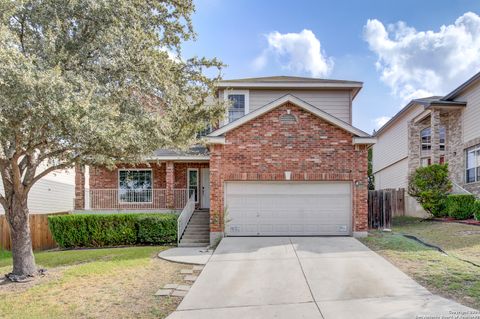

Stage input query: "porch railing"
[
  {"left": 89, "top": 189, "right": 167, "bottom": 210},
  {"left": 177, "top": 193, "right": 196, "bottom": 244},
  {"left": 173, "top": 189, "right": 189, "bottom": 209}
]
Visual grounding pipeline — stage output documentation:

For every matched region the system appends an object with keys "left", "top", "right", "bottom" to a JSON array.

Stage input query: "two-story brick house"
[
  {"left": 75, "top": 76, "right": 375, "bottom": 245},
  {"left": 373, "top": 71, "right": 480, "bottom": 216}
]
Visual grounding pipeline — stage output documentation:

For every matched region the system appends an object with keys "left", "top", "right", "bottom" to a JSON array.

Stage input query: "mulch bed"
[{"left": 430, "top": 217, "right": 480, "bottom": 226}]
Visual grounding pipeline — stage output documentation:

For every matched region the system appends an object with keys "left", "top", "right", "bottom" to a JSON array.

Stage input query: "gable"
[{"left": 207, "top": 94, "right": 370, "bottom": 139}]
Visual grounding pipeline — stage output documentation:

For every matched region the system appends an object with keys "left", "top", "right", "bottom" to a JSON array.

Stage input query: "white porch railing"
[
  {"left": 177, "top": 193, "right": 196, "bottom": 244},
  {"left": 89, "top": 189, "right": 167, "bottom": 210},
  {"left": 173, "top": 189, "right": 189, "bottom": 209}
]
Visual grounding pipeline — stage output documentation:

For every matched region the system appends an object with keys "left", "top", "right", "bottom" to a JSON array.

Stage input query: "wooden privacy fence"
[
  {"left": 0, "top": 212, "right": 68, "bottom": 251},
  {"left": 368, "top": 188, "right": 405, "bottom": 229}
]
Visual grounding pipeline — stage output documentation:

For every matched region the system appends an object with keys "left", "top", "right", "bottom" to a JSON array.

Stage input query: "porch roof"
[{"left": 147, "top": 146, "right": 209, "bottom": 161}]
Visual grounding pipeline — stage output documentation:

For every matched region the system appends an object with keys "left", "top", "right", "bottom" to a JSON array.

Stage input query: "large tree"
[{"left": 0, "top": 0, "right": 226, "bottom": 281}]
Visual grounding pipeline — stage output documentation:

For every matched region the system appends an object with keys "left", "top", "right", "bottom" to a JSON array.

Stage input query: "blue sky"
[{"left": 182, "top": 0, "right": 480, "bottom": 133}]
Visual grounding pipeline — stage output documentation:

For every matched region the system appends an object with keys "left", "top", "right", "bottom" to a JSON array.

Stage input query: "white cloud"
[
  {"left": 364, "top": 12, "right": 480, "bottom": 102},
  {"left": 373, "top": 116, "right": 391, "bottom": 129},
  {"left": 253, "top": 29, "right": 333, "bottom": 77}
]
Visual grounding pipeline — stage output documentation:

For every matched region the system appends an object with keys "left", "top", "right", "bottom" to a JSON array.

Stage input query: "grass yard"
[
  {"left": 360, "top": 217, "right": 480, "bottom": 310},
  {"left": 0, "top": 246, "right": 185, "bottom": 319}
]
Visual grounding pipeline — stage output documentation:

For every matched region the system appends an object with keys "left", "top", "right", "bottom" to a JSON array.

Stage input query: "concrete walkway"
[
  {"left": 158, "top": 247, "right": 213, "bottom": 265},
  {"left": 167, "top": 237, "right": 476, "bottom": 319}
]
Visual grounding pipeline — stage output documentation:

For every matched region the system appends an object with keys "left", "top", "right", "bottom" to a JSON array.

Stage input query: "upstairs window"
[
  {"left": 420, "top": 126, "right": 446, "bottom": 151},
  {"left": 466, "top": 145, "right": 480, "bottom": 183},
  {"left": 421, "top": 128, "right": 431, "bottom": 151},
  {"left": 439, "top": 127, "right": 446, "bottom": 151},
  {"left": 225, "top": 90, "right": 249, "bottom": 123},
  {"left": 228, "top": 94, "right": 245, "bottom": 123}
]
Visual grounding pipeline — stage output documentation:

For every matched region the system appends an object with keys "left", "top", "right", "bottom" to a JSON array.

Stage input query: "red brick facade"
[
  {"left": 208, "top": 102, "right": 368, "bottom": 233},
  {"left": 75, "top": 162, "right": 209, "bottom": 210},
  {"left": 74, "top": 102, "right": 369, "bottom": 235}
]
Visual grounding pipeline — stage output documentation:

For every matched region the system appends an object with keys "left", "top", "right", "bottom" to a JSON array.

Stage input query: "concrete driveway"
[{"left": 167, "top": 237, "right": 475, "bottom": 319}]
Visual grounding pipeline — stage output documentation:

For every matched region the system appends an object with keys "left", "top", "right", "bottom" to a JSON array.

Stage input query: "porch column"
[
  {"left": 74, "top": 164, "right": 85, "bottom": 210},
  {"left": 430, "top": 108, "right": 441, "bottom": 164},
  {"left": 84, "top": 165, "right": 90, "bottom": 210},
  {"left": 166, "top": 161, "right": 174, "bottom": 209}
]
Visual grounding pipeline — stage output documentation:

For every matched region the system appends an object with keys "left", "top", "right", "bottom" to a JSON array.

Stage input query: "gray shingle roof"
[
  {"left": 151, "top": 146, "right": 209, "bottom": 158},
  {"left": 219, "top": 75, "right": 362, "bottom": 85}
]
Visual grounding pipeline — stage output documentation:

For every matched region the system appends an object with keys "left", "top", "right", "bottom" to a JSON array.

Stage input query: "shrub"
[
  {"left": 446, "top": 194, "right": 476, "bottom": 220},
  {"left": 408, "top": 164, "right": 452, "bottom": 217},
  {"left": 49, "top": 213, "right": 177, "bottom": 248},
  {"left": 475, "top": 201, "right": 480, "bottom": 221},
  {"left": 136, "top": 214, "right": 177, "bottom": 244}
]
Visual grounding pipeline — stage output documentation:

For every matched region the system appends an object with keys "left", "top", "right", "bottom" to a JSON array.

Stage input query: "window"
[
  {"left": 439, "top": 127, "right": 446, "bottom": 151},
  {"left": 228, "top": 94, "right": 245, "bottom": 123},
  {"left": 118, "top": 170, "right": 152, "bottom": 203},
  {"left": 187, "top": 169, "right": 199, "bottom": 203},
  {"left": 466, "top": 145, "right": 480, "bottom": 183},
  {"left": 421, "top": 128, "right": 431, "bottom": 151},
  {"left": 420, "top": 126, "right": 446, "bottom": 151},
  {"left": 197, "top": 124, "right": 213, "bottom": 138},
  {"left": 224, "top": 90, "right": 249, "bottom": 124}
]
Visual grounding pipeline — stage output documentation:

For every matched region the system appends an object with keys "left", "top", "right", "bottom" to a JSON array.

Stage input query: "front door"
[{"left": 201, "top": 168, "right": 210, "bottom": 209}]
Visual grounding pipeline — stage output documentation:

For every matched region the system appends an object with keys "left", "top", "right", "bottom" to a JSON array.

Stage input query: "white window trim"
[
  {"left": 223, "top": 89, "right": 249, "bottom": 125},
  {"left": 187, "top": 168, "right": 199, "bottom": 203},
  {"left": 466, "top": 145, "right": 480, "bottom": 184},
  {"left": 118, "top": 168, "right": 153, "bottom": 203}
]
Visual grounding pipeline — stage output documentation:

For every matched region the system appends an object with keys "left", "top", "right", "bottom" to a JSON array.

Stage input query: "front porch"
[{"left": 75, "top": 161, "right": 210, "bottom": 212}]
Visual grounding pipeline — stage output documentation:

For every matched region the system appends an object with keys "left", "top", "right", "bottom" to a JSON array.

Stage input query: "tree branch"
[
  {"left": 0, "top": 193, "right": 6, "bottom": 212},
  {"left": 27, "top": 162, "right": 74, "bottom": 192}
]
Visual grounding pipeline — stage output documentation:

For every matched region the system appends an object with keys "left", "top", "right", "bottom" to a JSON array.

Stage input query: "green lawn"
[
  {"left": 0, "top": 246, "right": 185, "bottom": 319},
  {"left": 360, "top": 217, "right": 480, "bottom": 310}
]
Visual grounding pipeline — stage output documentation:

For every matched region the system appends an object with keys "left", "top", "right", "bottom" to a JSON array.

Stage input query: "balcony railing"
[
  {"left": 89, "top": 189, "right": 167, "bottom": 210},
  {"left": 88, "top": 188, "right": 190, "bottom": 210}
]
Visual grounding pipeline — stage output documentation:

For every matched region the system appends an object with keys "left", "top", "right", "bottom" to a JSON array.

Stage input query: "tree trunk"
[{"left": 5, "top": 194, "right": 37, "bottom": 278}]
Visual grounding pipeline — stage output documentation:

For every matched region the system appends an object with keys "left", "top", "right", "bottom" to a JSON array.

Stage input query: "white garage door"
[{"left": 225, "top": 182, "right": 352, "bottom": 236}]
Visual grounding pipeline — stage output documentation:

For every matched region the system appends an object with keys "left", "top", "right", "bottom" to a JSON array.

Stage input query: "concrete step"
[
  {"left": 180, "top": 239, "right": 209, "bottom": 244},
  {"left": 188, "top": 220, "right": 209, "bottom": 225},
  {"left": 178, "top": 242, "right": 209, "bottom": 247},
  {"left": 182, "top": 234, "right": 210, "bottom": 240}
]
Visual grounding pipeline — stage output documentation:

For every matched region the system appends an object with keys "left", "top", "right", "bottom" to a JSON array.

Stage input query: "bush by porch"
[{"left": 48, "top": 213, "right": 177, "bottom": 248}]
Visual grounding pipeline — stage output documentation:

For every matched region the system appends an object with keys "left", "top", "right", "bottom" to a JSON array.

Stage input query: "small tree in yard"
[
  {"left": 0, "top": 1, "right": 226, "bottom": 281},
  {"left": 408, "top": 164, "right": 452, "bottom": 217}
]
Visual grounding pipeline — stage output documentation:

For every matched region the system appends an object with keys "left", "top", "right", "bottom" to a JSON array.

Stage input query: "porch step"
[
  {"left": 178, "top": 243, "right": 210, "bottom": 247},
  {"left": 179, "top": 210, "right": 210, "bottom": 247}
]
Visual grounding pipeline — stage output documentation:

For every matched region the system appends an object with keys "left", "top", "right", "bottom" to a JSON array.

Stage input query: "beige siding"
[
  {"left": 457, "top": 83, "right": 480, "bottom": 143},
  {"left": 219, "top": 89, "right": 352, "bottom": 123},
  {"left": 0, "top": 169, "right": 75, "bottom": 214},
  {"left": 249, "top": 89, "right": 351, "bottom": 123},
  {"left": 374, "top": 158, "right": 408, "bottom": 190},
  {"left": 372, "top": 104, "right": 424, "bottom": 174}
]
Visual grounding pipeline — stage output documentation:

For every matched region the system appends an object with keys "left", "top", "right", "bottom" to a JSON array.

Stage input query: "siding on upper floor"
[
  {"left": 219, "top": 89, "right": 352, "bottom": 123},
  {"left": 372, "top": 103, "right": 424, "bottom": 174},
  {"left": 456, "top": 82, "right": 480, "bottom": 144}
]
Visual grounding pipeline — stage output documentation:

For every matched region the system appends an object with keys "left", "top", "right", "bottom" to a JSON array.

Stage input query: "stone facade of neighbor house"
[
  {"left": 74, "top": 76, "right": 375, "bottom": 244},
  {"left": 374, "top": 71, "right": 480, "bottom": 217}
]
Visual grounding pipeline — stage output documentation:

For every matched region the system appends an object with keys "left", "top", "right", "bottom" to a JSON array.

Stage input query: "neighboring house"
[
  {"left": 74, "top": 76, "right": 375, "bottom": 244},
  {"left": 373, "top": 71, "right": 480, "bottom": 216},
  {"left": 0, "top": 166, "right": 75, "bottom": 214}
]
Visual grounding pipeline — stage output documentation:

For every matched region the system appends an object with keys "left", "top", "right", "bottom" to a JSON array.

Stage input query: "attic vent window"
[{"left": 280, "top": 112, "right": 297, "bottom": 124}]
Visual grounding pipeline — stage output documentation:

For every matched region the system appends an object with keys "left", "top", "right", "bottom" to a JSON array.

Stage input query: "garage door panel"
[{"left": 225, "top": 182, "right": 351, "bottom": 236}]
